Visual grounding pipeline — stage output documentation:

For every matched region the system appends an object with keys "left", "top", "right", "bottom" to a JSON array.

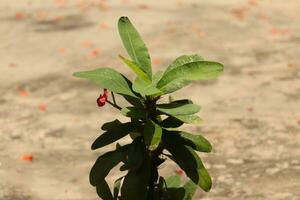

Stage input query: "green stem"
[{"left": 111, "top": 91, "right": 117, "bottom": 105}]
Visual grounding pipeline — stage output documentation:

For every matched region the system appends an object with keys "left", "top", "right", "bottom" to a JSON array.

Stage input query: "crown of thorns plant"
[{"left": 73, "top": 16, "right": 224, "bottom": 200}]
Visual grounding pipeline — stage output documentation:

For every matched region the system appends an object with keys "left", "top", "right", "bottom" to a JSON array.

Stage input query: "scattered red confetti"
[
  {"left": 97, "top": 89, "right": 108, "bottom": 107},
  {"left": 175, "top": 169, "right": 184, "bottom": 176},
  {"left": 9, "top": 63, "right": 17, "bottom": 68},
  {"left": 270, "top": 28, "right": 291, "bottom": 36},
  {"left": 54, "top": 0, "right": 67, "bottom": 7},
  {"left": 16, "top": 86, "right": 29, "bottom": 97},
  {"left": 153, "top": 58, "right": 162, "bottom": 65},
  {"left": 99, "top": 1, "right": 111, "bottom": 11},
  {"left": 89, "top": 48, "right": 101, "bottom": 57},
  {"left": 39, "top": 104, "right": 47, "bottom": 112},
  {"left": 80, "top": 40, "right": 93, "bottom": 48},
  {"left": 99, "top": 22, "right": 109, "bottom": 29},
  {"left": 247, "top": 107, "right": 254, "bottom": 112},
  {"left": 20, "top": 154, "right": 33, "bottom": 162},
  {"left": 58, "top": 47, "right": 67, "bottom": 54},
  {"left": 52, "top": 15, "right": 64, "bottom": 23},
  {"left": 231, "top": 7, "right": 248, "bottom": 20},
  {"left": 35, "top": 10, "right": 48, "bottom": 21},
  {"left": 248, "top": 0, "right": 258, "bottom": 6},
  {"left": 165, "top": 27, "right": 176, "bottom": 33},
  {"left": 137, "top": 4, "right": 149, "bottom": 9},
  {"left": 15, "top": 11, "right": 28, "bottom": 20}
]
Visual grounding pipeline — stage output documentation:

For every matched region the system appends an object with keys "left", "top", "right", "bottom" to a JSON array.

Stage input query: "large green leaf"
[
  {"left": 157, "top": 100, "right": 200, "bottom": 116},
  {"left": 173, "top": 115, "right": 203, "bottom": 125},
  {"left": 179, "top": 132, "right": 212, "bottom": 153},
  {"left": 163, "top": 132, "right": 212, "bottom": 192},
  {"left": 121, "top": 165, "right": 151, "bottom": 200},
  {"left": 90, "top": 145, "right": 129, "bottom": 186},
  {"left": 119, "top": 55, "right": 149, "bottom": 81},
  {"left": 132, "top": 77, "right": 163, "bottom": 96},
  {"left": 73, "top": 68, "right": 136, "bottom": 97},
  {"left": 152, "top": 70, "right": 164, "bottom": 86},
  {"left": 96, "top": 179, "right": 114, "bottom": 200},
  {"left": 160, "top": 116, "right": 184, "bottom": 129},
  {"left": 183, "top": 180, "right": 197, "bottom": 200},
  {"left": 118, "top": 16, "right": 152, "bottom": 79},
  {"left": 157, "top": 61, "right": 224, "bottom": 93},
  {"left": 143, "top": 120, "right": 162, "bottom": 151},
  {"left": 127, "top": 137, "right": 146, "bottom": 170},
  {"left": 91, "top": 120, "right": 138, "bottom": 150},
  {"left": 121, "top": 107, "right": 147, "bottom": 119},
  {"left": 163, "top": 188, "right": 186, "bottom": 200},
  {"left": 165, "top": 175, "right": 181, "bottom": 188},
  {"left": 164, "top": 54, "right": 204, "bottom": 75}
]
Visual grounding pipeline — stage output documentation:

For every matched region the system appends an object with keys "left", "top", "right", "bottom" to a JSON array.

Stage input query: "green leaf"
[
  {"left": 152, "top": 70, "right": 164, "bottom": 86},
  {"left": 160, "top": 116, "right": 184, "bottom": 129},
  {"left": 90, "top": 145, "right": 129, "bottom": 186},
  {"left": 164, "top": 54, "right": 204, "bottom": 75},
  {"left": 118, "top": 16, "right": 152, "bottom": 80},
  {"left": 96, "top": 179, "right": 114, "bottom": 200},
  {"left": 165, "top": 175, "right": 181, "bottom": 188},
  {"left": 163, "top": 188, "right": 186, "bottom": 200},
  {"left": 183, "top": 180, "right": 197, "bottom": 200},
  {"left": 121, "top": 165, "right": 151, "bottom": 200},
  {"left": 157, "top": 61, "right": 224, "bottom": 93},
  {"left": 132, "top": 77, "right": 163, "bottom": 96},
  {"left": 143, "top": 120, "right": 162, "bottom": 151},
  {"left": 157, "top": 100, "right": 200, "bottom": 116},
  {"left": 173, "top": 115, "right": 203, "bottom": 125},
  {"left": 113, "top": 176, "right": 124, "bottom": 199},
  {"left": 92, "top": 120, "right": 137, "bottom": 150},
  {"left": 121, "top": 94, "right": 144, "bottom": 108},
  {"left": 163, "top": 132, "right": 212, "bottom": 192},
  {"left": 127, "top": 137, "right": 146, "bottom": 170},
  {"left": 73, "top": 68, "right": 136, "bottom": 97},
  {"left": 121, "top": 107, "right": 147, "bottom": 119},
  {"left": 119, "top": 55, "right": 149, "bottom": 81},
  {"left": 179, "top": 132, "right": 212, "bottom": 153}
]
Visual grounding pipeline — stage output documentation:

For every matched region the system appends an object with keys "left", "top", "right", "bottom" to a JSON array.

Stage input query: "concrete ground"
[{"left": 0, "top": 0, "right": 299, "bottom": 199}]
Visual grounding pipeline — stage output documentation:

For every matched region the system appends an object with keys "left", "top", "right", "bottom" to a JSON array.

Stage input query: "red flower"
[{"left": 97, "top": 89, "right": 108, "bottom": 107}]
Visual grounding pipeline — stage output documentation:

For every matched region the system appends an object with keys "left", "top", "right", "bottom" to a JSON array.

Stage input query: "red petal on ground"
[
  {"left": 99, "top": 22, "right": 109, "bottom": 29},
  {"left": 39, "top": 104, "right": 47, "bottom": 112},
  {"left": 89, "top": 48, "right": 101, "bottom": 58},
  {"left": 153, "top": 58, "right": 162, "bottom": 65},
  {"left": 20, "top": 154, "right": 34, "bottom": 162},
  {"left": 58, "top": 47, "right": 67, "bottom": 54},
  {"left": 15, "top": 11, "right": 28, "bottom": 20}
]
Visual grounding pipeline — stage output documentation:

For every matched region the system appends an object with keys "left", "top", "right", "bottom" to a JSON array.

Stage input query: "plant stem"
[
  {"left": 107, "top": 100, "right": 122, "bottom": 110},
  {"left": 111, "top": 91, "right": 117, "bottom": 105}
]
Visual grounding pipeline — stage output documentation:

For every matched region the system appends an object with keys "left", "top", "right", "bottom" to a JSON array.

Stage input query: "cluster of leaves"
[{"left": 73, "top": 16, "right": 224, "bottom": 200}]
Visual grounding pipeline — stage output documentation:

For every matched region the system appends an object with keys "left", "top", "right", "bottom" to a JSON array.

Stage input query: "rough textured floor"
[{"left": 0, "top": 0, "right": 299, "bottom": 199}]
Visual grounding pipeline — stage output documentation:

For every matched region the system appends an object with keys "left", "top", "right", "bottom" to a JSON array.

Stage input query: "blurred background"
[{"left": 0, "top": 0, "right": 299, "bottom": 199}]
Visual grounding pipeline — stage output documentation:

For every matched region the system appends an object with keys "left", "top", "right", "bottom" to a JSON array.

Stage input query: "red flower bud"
[{"left": 97, "top": 89, "right": 108, "bottom": 107}]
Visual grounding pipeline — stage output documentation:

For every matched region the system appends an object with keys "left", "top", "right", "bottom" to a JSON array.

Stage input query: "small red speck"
[
  {"left": 15, "top": 11, "right": 27, "bottom": 20},
  {"left": 80, "top": 40, "right": 93, "bottom": 48},
  {"left": 247, "top": 107, "right": 254, "bottom": 112},
  {"left": 52, "top": 15, "right": 64, "bottom": 23},
  {"left": 89, "top": 48, "right": 101, "bottom": 58},
  {"left": 137, "top": 4, "right": 149, "bottom": 9},
  {"left": 58, "top": 47, "right": 67, "bottom": 54},
  {"left": 9, "top": 63, "right": 17, "bottom": 68},
  {"left": 175, "top": 169, "right": 184, "bottom": 176},
  {"left": 248, "top": 0, "right": 258, "bottom": 6},
  {"left": 99, "top": 22, "right": 109, "bottom": 29},
  {"left": 20, "top": 154, "right": 33, "bottom": 162},
  {"left": 153, "top": 58, "right": 162, "bottom": 65},
  {"left": 35, "top": 10, "right": 48, "bottom": 21},
  {"left": 39, "top": 104, "right": 47, "bottom": 112},
  {"left": 16, "top": 86, "right": 29, "bottom": 97}
]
